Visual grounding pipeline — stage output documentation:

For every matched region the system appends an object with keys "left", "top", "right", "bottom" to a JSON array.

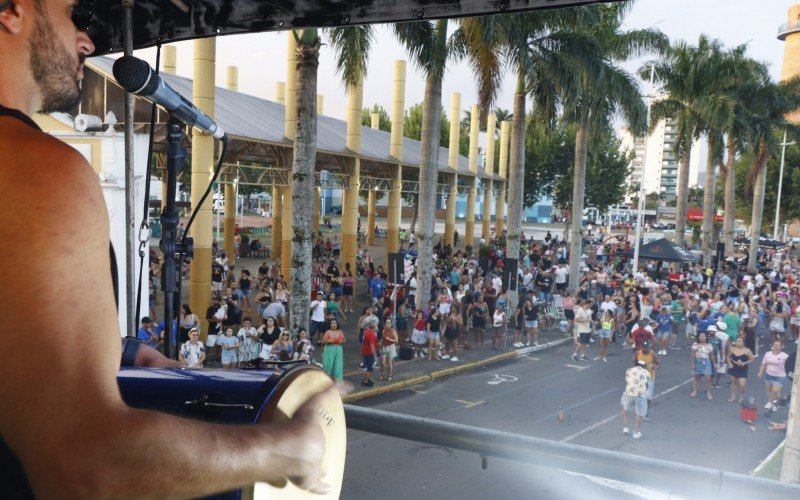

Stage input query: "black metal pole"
[{"left": 161, "top": 118, "right": 186, "bottom": 359}]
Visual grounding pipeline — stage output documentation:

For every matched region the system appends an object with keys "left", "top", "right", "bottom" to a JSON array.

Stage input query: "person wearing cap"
[
  {"left": 621, "top": 359, "right": 651, "bottom": 439},
  {"left": 137, "top": 317, "right": 160, "bottom": 348},
  {"left": 309, "top": 292, "right": 328, "bottom": 343},
  {"left": 634, "top": 342, "right": 660, "bottom": 418},
  {"left": 179, "top": 327, "right": 206, "bottom": 368}
]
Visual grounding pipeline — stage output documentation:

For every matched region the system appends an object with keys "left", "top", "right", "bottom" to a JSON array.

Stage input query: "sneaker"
[
  {"left": 623, "top": 427, "right": 630, "bottom": 435},
  {"left": 580, "top": 356, "right": 589, "bottom": 361},
  {"left": 450, "top": 356, "right": 459, "bottom": 362},
  {"left": 571, "top": 354, "right": 578, "bottom": 362},
  {"left": 525, "top": 342, "right": 531, "bottom": 346},
  {"left": 764, "top": 402, "right": 773, "bottom": 410},
  {"left": 441, "top": 354, "right": 450, "bottom": 360},
  {"left": 593, "top": 356, "right": 600, "bottom": 361},
  {"left": 362, "top": 380, "right": 374, "bottom": 387},
  {"left": 643, "top": 416, "right": 651, "bottom": 422},
  {"left": 632, "top": 432, "right": 641, "bottom": 439},
  {"left": 602, "top": 357, "right": 607, "bottom": 362},
  {"left": 512, "top": 342, "right": 521, "bottom": 348},
  {"left": 668, "top": 344, "right": 680, "bottom": 350},
  {"left": 712, "top": 384, "right": 723, "bottom": 389},
  {"left": 373, "top": 362, "right": 380, "bottom": 368}
]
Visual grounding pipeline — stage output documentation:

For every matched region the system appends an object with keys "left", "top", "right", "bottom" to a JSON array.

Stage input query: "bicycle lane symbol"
[{"left": 487, "top": 374, "right": 518, "bottom": 385}]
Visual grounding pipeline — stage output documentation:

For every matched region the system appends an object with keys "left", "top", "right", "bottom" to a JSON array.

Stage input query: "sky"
[{"left": 127, "top": 0, "right": 794, "bottom": 124}]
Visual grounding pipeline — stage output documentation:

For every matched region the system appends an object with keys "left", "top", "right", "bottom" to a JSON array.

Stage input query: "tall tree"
[
  {"left": 564, "top": 4, "right": 665, "bottom": 291},
  {"left": 288, "top": 29, "right": 321, "bottom": 334},
  {"left": 743, "top": 75, "right": 800, "bottom": 272}
]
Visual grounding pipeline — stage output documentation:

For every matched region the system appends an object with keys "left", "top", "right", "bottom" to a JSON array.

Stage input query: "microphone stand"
[{"left": 161, "top": 117, "right": 193, "bottom": 359}]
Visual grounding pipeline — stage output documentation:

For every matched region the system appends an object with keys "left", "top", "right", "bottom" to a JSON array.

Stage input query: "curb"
[{"left": 343, "top": 336, "right": 573, "bottom": 403}]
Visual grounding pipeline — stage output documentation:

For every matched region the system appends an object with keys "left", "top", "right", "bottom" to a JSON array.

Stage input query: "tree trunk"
[
  {"left": 701, "top": 136, "right": 717, "bottom": 265},
  {"left": 415, "top": 73, "right": 443, "bottom": 309},
  {"left": 568, "top": 119, "right": 588, "bottom": 293},
  {"left": 747, "top": 143, "right": 768, "bottom": 274},
  {"left": 505, "top": 74, "right": 526, "bottom": 318},
  {"left": 409, "top": 198, "right": 418, "bottom": 235},
  {"left": 674, "top": 145, "right": 691, "bottom": 247},
  {"left": 288, "top": 40, "right": 319, "bottom": 334},
  {"left": 723, "top": 137, "right": 736, "bottom": 258}
]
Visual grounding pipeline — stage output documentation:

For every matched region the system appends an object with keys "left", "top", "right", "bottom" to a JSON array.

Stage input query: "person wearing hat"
[
  {"left": 634, "top": 342, "right": 660, "bottom": 419},
  {"left": 621, "top": 359, "right": 651, "bottom": 439},
  {"left": 179, "top": 327, "right": 206, "bottom": 368},
  {"left": 137, "top": 317, "right": 160, "bottom": 348}
]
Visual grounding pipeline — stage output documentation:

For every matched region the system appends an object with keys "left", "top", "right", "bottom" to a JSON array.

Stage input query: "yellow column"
[
  {"left": 317, "top": 95, "right": 324, "bottom": 115},
  {"left": 160, "top": 46, "right": 177, "bottom": 208},
  {"left": 780, "top": 3, "right": 800, "bottom": 123},
  {"left": 188, "top": 38, "right": 216, "bottom": 339},
  {"left": 445, "top": 93, "right": 461, "bottom": 247},
  {"left": 342, "top": 76, "right": 364, "bottom": 275},
  {"left": 281, "top": 32, "right": 297, "bottom": 281},
  {"left": 495, "top": 120, "right": 510, "bottom": 236},
  {"left": 465, "top": 104, "right": 479, "bottom": 247},
  {"left": 271, "top": 81, "right": 285, "bottom": 259},
  {"left": 223, "top": 66, "right": 238, "bottom": 263},
  {"left": 387, "top": 61, "right": 406, "bottom": 256},
  {"left": 366, "top": 112, "right": 380, "bottom": 245},
  {"left": 483, "top": 111, "right": 496, "bottom": 241}
]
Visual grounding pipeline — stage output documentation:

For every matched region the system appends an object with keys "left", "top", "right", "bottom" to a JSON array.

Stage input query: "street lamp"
[{"left": 773, "top": 130, "right": 796, "bottom": 241}]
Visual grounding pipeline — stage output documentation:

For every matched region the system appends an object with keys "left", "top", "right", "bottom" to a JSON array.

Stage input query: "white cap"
[{"left": 716, "top": 321, "right": 727, "bottom": 331}]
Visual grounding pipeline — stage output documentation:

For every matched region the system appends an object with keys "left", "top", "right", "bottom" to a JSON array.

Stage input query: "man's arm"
[{"left": 0, "top": 137, "right": 330, "bottom": 498}]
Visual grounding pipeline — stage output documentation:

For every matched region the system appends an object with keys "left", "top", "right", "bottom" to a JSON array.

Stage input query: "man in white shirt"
[
  {"left": 554, "top": 264, "right": 568, "bottom": 293},
  {"left": 309, "top": 292, "right": 328, "bottom": 341},
  {"left": 600, "top": 295, "right": 617, "bottom": 315},
  {"left": 492, "top": 274, "right": 503, "bottom": 292}
]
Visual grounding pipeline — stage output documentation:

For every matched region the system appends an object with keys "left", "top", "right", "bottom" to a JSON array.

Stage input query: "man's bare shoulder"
[{"left": 0, "top": 120, "right": 107, "bottom": 232}]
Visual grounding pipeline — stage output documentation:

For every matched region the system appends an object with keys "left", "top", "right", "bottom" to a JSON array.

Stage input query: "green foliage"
[
  {"left": 523, "top": 118, "right": 632, "bottom": 212},
  {"left": 361, "top": 104, "right": 392, "bottom": 132}
]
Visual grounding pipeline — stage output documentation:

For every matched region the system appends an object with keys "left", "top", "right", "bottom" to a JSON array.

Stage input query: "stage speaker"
[
  {"left": 388, "top": 252, "right": 404, "bottom": 283},
  {"left": 503, "top": 258, "right": 519, "bottom": 292}
]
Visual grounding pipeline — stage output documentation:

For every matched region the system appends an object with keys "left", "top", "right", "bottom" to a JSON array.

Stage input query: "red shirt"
[
  {"left": 362, "top": 328, "right": 378, "bottom": 355},
  {"left": 631, "top": 328, "right": 655, "bottom": 350}
]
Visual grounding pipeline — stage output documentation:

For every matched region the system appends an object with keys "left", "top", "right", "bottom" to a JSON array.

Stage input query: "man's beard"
[{"left": 28, "top": 8, "right": 83, "bottom": 114}]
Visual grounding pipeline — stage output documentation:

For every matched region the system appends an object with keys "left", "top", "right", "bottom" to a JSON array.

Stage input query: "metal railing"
[
  {"left": 778, "top": 20, "right": 800, "bottom": 40},
  {"left": 344, "top": 405, "right": 800, "bottom": 499}
]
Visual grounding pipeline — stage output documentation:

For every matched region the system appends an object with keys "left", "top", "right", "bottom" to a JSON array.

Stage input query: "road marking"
[
  {"left": 565, "top": 364, "right": 589, "bottom": 371},
  {"left": 455, "top": 399, "right": 485, "bottom": 408},
  {"left": 520, "top": 355, "right": 540, "bottom": 361},
  {"left": 487, "top": 374, "right": 518, "bottom": 385},
  {"left": 752, "top": 438, "right": 786, "bottom": 475},
  {"left": 560, "top": 378, "right": 692, "bottom": 443},
  {"left": 564, "top": 472, "right": 673, "bottom": 499},
  {"left": 408, "top": 387, "right": 428, "bottom": 395}
]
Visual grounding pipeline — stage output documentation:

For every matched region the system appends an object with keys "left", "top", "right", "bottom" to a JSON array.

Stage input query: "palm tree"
[
  {"left": 743, "top": 75, "right": 800, "bottom": 272},
  {"left": 458, "top": 7, "right": 602, "bottom": 312},
  {"left": 394, "top": 20, "right": 458, "bottom": 309},
  {"left": 564, "top": 5, "right": 665, "bottom": 290},
  {"left": 647, "top": 36, "right": 725, "bottom": 247},
  {"left": 288, "top": 29, "right": 321, "bottom": 334}
]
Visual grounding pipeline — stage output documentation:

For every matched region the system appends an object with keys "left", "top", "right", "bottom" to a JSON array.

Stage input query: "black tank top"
[{"left": 0, "top": 104, "right": 121, "bottom": 498}]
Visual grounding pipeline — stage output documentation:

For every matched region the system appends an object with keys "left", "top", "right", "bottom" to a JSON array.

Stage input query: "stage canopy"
[
  {"left": 86, "top": 0, "right": 619, "bottom": 54},
  {"left": 626, "top": 238, "right": 700, "bottom": 263}
]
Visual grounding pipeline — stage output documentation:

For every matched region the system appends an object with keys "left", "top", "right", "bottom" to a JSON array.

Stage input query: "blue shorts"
[
  {"left": 599, "top": 328, "right": 612, "bottom": 339},
  {"left": 657, "top": 329, "right": 671, "bottom": 340},
  {"left": 764, "top": 374, "right": 785, "bottom": 387},
  {"left": 525, "top": 320, "right": 538, "bottom": 329},
  {"left": 363, "top": 354, "right": 375, "bottom": 372},
  {"left": 693, "top": 357, "right": 712, "bottom": 376},
  {"left": 427, "top": 331, "right": 440, "bottom": 342}
]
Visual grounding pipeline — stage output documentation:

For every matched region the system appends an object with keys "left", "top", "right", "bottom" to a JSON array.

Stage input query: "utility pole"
[{"left": 773, "top": 130, "right": 795, "bottom": 241}]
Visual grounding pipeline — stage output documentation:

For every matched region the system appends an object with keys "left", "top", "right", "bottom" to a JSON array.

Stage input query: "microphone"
[{"left": 112, "top": 55, "right": 226, "bottom": 140}]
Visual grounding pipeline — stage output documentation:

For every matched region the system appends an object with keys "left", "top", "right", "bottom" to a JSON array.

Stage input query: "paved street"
[{"left": 342, "top": 340, "right": 791, "bottom": 499}]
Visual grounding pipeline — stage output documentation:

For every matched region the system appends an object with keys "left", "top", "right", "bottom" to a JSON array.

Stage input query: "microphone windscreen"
[{"left": 113, "top": 55, "right": 155, "bottom": 94}]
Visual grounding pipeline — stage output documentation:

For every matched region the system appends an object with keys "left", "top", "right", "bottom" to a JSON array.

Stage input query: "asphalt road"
[{"left": 342, "top": 339, "right": 792, "bottom": 499}]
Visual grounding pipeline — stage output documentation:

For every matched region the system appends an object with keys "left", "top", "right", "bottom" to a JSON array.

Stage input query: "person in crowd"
[
  {"left": 654, "top": 306, "right": 672, "bottom": 356},
  {"left": 361, "top": 322, "right": 379, "bottom": 387},
  {"left": 571, "top": 300, "right": 593, "bottom": 362},
  {"left": 690, "top": 331, "right": 716, "bottom": 400},
  {"left": 321, "top": 319, "right": 345, "bottom": 382},
  {"left": 179, "top": 327, "right": 206, "bottom": 368},
  {"left": 726, "top": 337, "right": 755, "bottom": 403},
  {"left": 309, "top": 292, "right": 328, "bottom": 343},
  {"left": 342, "top": 270, "right": 356, "bottom": 313},
  {"left": 492, "top": 304, "right": 507, "bottom": 351},
  {"left": 293, "top": 328, "right": 314, "bottom": 362},
  {"left": 327, "top": 291, "right": 345, "bottom": 322},
  {"left": 621, "top": 359, "right": 651, "bottom": 440},
  {"left": 427, "top": 309, "right": 442, "bottom": 360},
  {"left": 379, "top": 318, "right": 399, "bottom": 381},
  {"left": 758, "top": 341, "right": 789, "bottom": 410},
  {"left": 595, "top": 308, "right": 614, "bottom": 362},
  {"left": 178, "top": 304, "right": 199, "bottom": 344},
  {"left": 258, "top": 316, "right": 281, "bottom": 360},
  {"left": 469, "top": 294, "right": 488, "bottom": 346},
  {"left": 137, "top": 316, "right": 160, "bottom": 349},
  {"left": 218, "top": 327, "right": 240, "bottom": 369},
  {"left": 272, "top": 330, "right": 294, "bottom": 361},
  {"left": 411, "top": 310, "right": 428, "bottom": 359},
  {"left": 443, "top": 308, "right": 463, "bottom": 362},
  {"left": 633, "top": 342, "right": 660, "bottom": 418},
  {"left": 236, "top": 317, "right": 260, "bottom": 365}
]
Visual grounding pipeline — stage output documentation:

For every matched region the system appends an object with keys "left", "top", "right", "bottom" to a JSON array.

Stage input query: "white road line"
[
  {"left": 752, "top": 438, "right": 786, "bottom": 475},
  {"left": 560, "top": 378, "right": 692, "bottom": 443}
]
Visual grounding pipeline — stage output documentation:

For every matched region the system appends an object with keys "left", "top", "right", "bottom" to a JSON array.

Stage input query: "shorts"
[
  {"left": 205, "top": 334, "right": 219, "bottom": 347},
  {"left": 764, "top": 374, "right": 785, "bottom": 387},
  {"left": 427, "top": 331, "right": 440, "bottom": 342},
  {"left": 599, "top": 328, "right": 612, "bottom": 339},
  {"left": 382, "top": 344, "right": 397, "bottom": 358},
  {"left": 363, "top": 354, "right": 375, "bottom": 372},
  {"left": 259, "top": 344, "right": 272, "bottom": 359},
  {"left": 578, "top": 332, "right": 591, "bottom": 345},
  {"left": 221, "top": 353, "right": 237, "bottom": 364},
  {"left": 212, "top": 282, "right": 223, "bottom": 291},
  {"left": 525, "top": 320, "right": 538, "bottom": 329},
  {"left": 646, "top": 380, "right": 655, "bottom": 400},
  {"left": 657, "top": 329, "right": 671, "bottom": 340},
  {"left": 620, "top": 395, "right": 647, "bottom": 417},
  {"left": 693, "top": 357, "right": 712, "bottom": 376}
]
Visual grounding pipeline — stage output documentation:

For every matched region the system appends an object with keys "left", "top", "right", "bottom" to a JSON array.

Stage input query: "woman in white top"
[
  {"left": 491, "top": 305, "right": 507, "bottom": 351},
  {"left": 236, "top": 317, "right": 260, "bottom": 365}
]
